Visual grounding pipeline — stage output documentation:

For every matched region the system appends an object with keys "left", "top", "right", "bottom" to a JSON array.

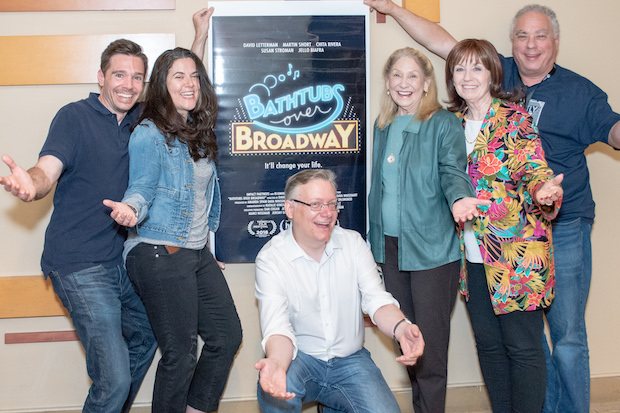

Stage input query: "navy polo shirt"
[
  {"left": 39, "top": 93, "right": 142, "bottom": 276},
  {"left": 500, "top": 56, "right": 620, "bottom": 223}
]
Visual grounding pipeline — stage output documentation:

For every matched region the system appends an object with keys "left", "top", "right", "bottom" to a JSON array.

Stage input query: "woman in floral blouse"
[{"left": 445, "top": 39, "right": 563, "bottom": 413}]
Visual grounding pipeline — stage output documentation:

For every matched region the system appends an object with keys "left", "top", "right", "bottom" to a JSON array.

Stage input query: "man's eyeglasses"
[{"left": 291, "top": 199, "right": 340, "bottom": 211}]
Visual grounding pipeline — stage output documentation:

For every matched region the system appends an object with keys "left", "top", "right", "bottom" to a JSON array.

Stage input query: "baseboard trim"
[{"left": 5, "top": 330, "right": 79, "bottom": 344}]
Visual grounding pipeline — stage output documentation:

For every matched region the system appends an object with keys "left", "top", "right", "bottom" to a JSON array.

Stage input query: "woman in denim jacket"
[{"left": 104, "top": 48, "right": 242, "bottom": 413}]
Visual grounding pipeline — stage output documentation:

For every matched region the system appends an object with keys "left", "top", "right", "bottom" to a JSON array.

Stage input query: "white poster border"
[{"left": 207, "top": 1, "right": 371, "bottom": 259}]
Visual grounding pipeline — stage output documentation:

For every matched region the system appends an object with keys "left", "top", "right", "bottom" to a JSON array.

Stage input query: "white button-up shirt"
[{"left": 255, "top": 226, "right": 399, "bottom": 361}]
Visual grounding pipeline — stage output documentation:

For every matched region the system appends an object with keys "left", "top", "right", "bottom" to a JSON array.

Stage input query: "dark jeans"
[
  {"left": 49, "top": 264, "right": 157, "bottom": 413},
  {"left": 382, "top": 236, "right": 460, "bottom": 413},
  {"left": 465, "top": 262, "right": 546, "bottom": 413},
  {"left": 126, "top": 243, "right": 242, "bottom": 413}
]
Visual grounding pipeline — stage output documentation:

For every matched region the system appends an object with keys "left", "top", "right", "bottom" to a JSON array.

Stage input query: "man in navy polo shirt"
[
  {"left": 362, "top": 1, "right": 620, "bottom": 412},
  {"left": 0, "top": 8, "right": 214, "bottom": 412},
  {"left": 1, "top": 38, "right": 154, "bottom": 413}
]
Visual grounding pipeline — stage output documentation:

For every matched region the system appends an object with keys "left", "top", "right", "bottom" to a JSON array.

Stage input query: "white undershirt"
[{"left": 464, "top": 119, "right": 484, "bottom": 264}]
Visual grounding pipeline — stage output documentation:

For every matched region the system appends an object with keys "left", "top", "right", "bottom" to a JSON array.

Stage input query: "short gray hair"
[
  {"left": 284, "top": 169, "right": 337, "bottom": 200},
  {"left": 510, "top": 4, "right": 560, "bottom": 39}
]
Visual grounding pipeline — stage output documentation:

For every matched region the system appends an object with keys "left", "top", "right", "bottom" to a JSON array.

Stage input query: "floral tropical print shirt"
[{"left": 457, "top": 98, "right": 562, "bottom": 315}]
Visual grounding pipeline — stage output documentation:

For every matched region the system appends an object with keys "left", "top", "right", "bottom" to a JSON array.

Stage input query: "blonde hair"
[{"left": 377, "top": 47, "right": 442, "bottom": 129}]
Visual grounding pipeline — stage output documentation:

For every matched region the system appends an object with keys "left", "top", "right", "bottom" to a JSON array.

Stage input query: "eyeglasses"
[{"left": 291, "top": 199, "right": 340, "bottom": 211}]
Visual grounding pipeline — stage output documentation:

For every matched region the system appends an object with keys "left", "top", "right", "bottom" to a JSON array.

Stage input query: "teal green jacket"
[{"left": 368, "top": 109, "right": 474, "bottom": 271}]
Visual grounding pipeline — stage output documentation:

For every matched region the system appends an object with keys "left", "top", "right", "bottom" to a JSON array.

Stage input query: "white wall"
[{"left": 1, "top": 0, "right": 619, "bottom": 410}]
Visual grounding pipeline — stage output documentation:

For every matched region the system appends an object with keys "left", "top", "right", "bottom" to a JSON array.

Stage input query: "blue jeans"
[
  {"left": 126, "top": 243, "right": 242, "bottom": 413},
  {"left": 543, "top": 218, "right": 592, "bottom": 413},
  {"left": 257, "top": 349, "right": 400, "bottom": 413},
  {"left": 466, "top": 262, "right": 546, "bottom": 413},
  {"left": 49, "top": 264, "right": 157, "bottom": 413}
]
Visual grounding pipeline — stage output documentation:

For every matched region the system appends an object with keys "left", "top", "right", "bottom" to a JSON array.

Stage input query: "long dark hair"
[
  {"left": 138, "top": 47, "right": 218, "bottom": 161},
  {"left": 445, "top": 39, "right": 522, "bottom": 113}
]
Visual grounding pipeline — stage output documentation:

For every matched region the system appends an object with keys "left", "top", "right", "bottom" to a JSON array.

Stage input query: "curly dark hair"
[{"left": 138, "top": 47, "right": 218, "bottom": 161}]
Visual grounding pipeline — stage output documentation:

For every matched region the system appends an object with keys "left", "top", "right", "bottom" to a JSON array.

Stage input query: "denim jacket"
[{"left": 122, "top": 119, "right": 221, "bottom": 253}]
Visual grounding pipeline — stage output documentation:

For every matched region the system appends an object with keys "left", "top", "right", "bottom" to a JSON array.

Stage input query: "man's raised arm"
[
  {"left": 363, "top": 0, "right": 457, "bottom": 59},
  {"left": 608, "top": 119, "right": 620, "bottom": 149}
]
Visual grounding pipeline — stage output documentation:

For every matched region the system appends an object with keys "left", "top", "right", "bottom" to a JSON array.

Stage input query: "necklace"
[
  {"left": 386, "top": 134, "right": 396, "bottom": 163},
  {"left": 386, "top": 116, "right": 412, "bottom": 163},
  {"left": 464, "top": 118, "right": 483, "bottom": 146}
]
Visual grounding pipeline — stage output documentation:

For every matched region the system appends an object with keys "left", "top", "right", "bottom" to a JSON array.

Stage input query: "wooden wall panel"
[
  {"left": 0, "top": 0, "right": 175, "bottom": 12},
  {"left": 0, "top": 33, "right": 175, "bottom": 86},
  {"left": 404, "top": 0, "right": 439, "bottom": 22},
  {"left": 0, "top": 276, "right": 67, "bottom": 319}
]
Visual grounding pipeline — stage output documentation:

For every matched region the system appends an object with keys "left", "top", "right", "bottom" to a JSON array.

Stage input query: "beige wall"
[{"left": 1, "top": 0, "right": 619, "bottom": 410}]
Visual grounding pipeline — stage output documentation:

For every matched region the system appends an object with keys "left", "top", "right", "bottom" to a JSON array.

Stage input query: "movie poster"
[{"left": 209, "top": 1, "right": 369, "bottom": 262}]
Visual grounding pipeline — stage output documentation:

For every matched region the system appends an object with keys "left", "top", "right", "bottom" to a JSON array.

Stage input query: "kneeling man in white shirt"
[{"left": 254, "top": 168, "right": 425, "bottom": 413}]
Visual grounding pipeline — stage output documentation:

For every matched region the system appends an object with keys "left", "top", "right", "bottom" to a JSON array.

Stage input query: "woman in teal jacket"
[{"left": 368, "top": 47, "right": 484, "bottom": 413}]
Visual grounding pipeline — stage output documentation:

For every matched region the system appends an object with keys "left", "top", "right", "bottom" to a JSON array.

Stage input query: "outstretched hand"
[
  {"left": 103, "top": 199, "right": 138, "bottom": 227},
  {"left": 536, "top": 174, "right": 563, "bottom": 206},
  {"left": 395, "top": 323, "right": 425, "bottom": 366},
  {"left": 0, "top": 155, "right": 37, "bottom": 202},
  {"left": 452, "top": 197, "right": 491, "bottom": 223},
  {"left": 254, "top": 358, "right": 295, "bottom": 401}
]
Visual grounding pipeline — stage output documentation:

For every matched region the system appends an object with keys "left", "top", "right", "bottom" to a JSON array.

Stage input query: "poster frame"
[{"left": 208, "top": 1, "right": 371, "bottom": 262}]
